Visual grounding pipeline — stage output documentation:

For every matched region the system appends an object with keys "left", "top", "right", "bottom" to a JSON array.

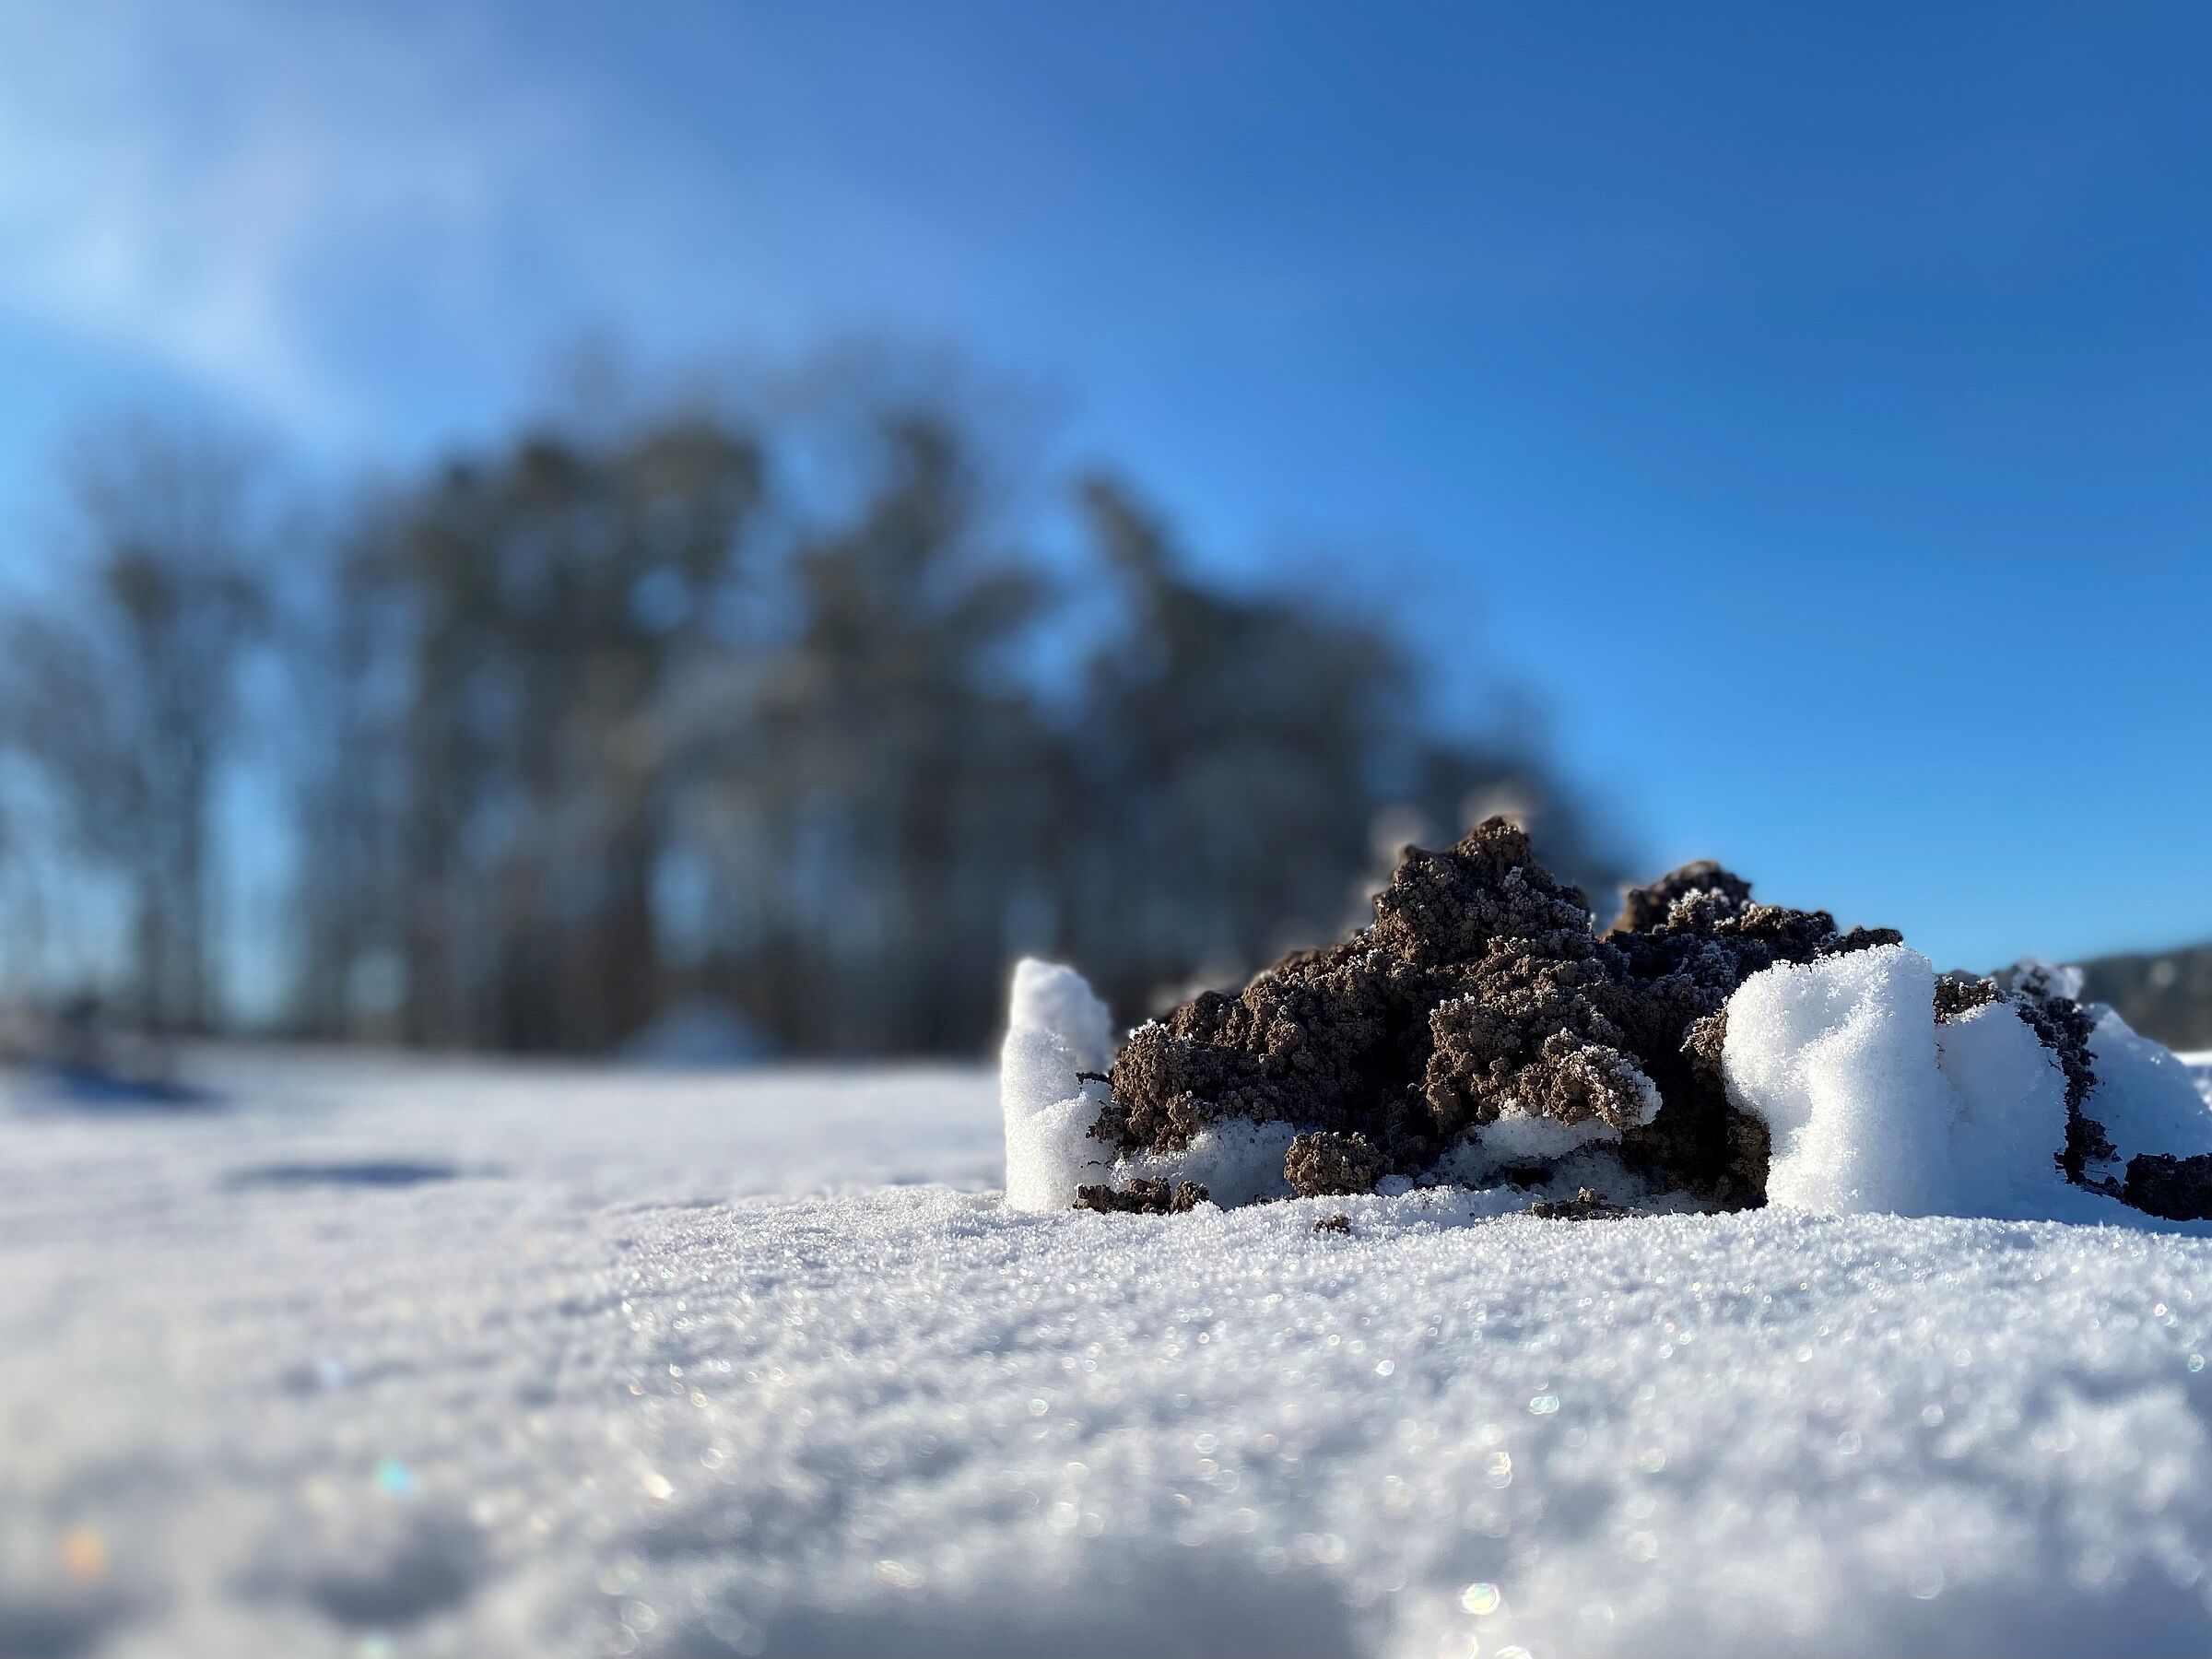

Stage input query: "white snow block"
[
  {"left": 1720, "top": 944, "right": 2205, "bottom": 1219},
  {"left": 999, "top": 959, "right": 1116, "bottom": 1211},
  {"left": 1723, "top": 944, "right": 1956, "bottom": 1216},
  {"left": 1935, "top": 997, "right": 2070, "bottom": 1208}
]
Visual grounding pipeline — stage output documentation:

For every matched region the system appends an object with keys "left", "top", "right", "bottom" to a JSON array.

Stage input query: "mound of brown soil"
[{"left": 1080, "top": 817, "right": 2187, "bottom": 1217}]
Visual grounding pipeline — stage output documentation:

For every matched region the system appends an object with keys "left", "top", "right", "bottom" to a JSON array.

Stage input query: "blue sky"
[{"left": 0, "top": 0, "right": 2206, "bottom": 971}]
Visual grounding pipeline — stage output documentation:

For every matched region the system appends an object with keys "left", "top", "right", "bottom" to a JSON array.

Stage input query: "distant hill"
[{"left": 2075, "top": 941, "right": 2212, "bottom": 1052}]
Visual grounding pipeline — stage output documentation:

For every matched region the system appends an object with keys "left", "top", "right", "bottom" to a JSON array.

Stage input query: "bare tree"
[
  {"left": 324, "top": 418, "right": 763, "bottom": 1051},
  {"left": 725, "top": 409, "right": 1053, "bottom": 1052},
  {"left": 1073, "top": 476, "right": 1411, "bottom": 1012},
  {"left": 0, "top": 419, "right": 267, "bottom": 1032}
]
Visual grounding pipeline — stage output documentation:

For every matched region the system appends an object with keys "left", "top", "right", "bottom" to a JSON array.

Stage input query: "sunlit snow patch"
[{"left": 1720, "top": 945, "right": 1960, "bottom": 1215}]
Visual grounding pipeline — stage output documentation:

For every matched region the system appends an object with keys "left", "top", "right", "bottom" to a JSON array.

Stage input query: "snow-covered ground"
[{"left": 6, "top": 1047, "right": 2212, "bottom": 1656}]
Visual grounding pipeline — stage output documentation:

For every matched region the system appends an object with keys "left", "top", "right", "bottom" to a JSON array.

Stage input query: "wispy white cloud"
[{"left": 0, "top": 0, "right": 582, "bottom": 437}]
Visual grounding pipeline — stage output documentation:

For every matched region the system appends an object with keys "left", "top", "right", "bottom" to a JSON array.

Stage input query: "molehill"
[{"left": 1069, "top": 818, "right": 2212, "bottom": 1220}]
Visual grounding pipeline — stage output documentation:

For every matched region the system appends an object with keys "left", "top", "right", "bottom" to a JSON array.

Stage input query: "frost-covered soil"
[{"left": 6, "top": 1050, "right": 2212, "bottom": 1657}]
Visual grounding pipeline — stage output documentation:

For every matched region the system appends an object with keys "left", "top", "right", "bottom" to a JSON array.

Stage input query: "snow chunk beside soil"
[
  {"left": 2084, "top": 1006, "right": 2212, "bottom": 1177},
  {"left": 1937, "top": 996, "right": 2075, "bottom": 1206},
  {"left": 998, "top": 959, "right": 1117, "bottom": 1211},
  {"left": 1721, "top": 944, "right": 2209, "bottom": 1219},
  {"left": 1128, "top": 1119, "right": 1300, "bottom": 1206},
  {"left": 1722, "top": 945, "right": 1959, "bottom": 1215},
  {"left": 1002, "top": 960, "right": 1305, "bottom": 1209}
]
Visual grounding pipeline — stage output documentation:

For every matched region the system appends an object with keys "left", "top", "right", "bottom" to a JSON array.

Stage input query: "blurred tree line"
[{"left": 0, "top": 375, "right": 1623, "bottom": 1056}]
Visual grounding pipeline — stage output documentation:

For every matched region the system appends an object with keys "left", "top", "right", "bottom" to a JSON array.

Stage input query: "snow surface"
[
  {"left": 1131, "top": 1119, "right": 1304, "bottom": 1208},
  {"left": 7, "top": 1044, "right": 2212, "bottom": 1656}
]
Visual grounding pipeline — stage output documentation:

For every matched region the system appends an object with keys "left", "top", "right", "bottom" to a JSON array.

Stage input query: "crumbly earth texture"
[
  {"left": 1073, "top": 1177, "right": 1206, "bottom": 1215},
  {"left": 1526, "top": 1186, "right": 1635, "bottom": 1220},
  {"left": 1090, "top": 817, "right": 2212, "bottom": 1219}
]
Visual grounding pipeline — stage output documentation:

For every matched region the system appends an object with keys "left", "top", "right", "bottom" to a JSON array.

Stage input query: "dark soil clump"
[
  {"left": 1933, "top": 971, "right": 2003, "bottom": 1022},
  {"left": 1095, "top": 818, "right": 1905, "bottom": 1209},
  {"left": 1285, "top": 1132, "right": 1391, "bottom": 1198},
  {"left": 1312, "top": 1213, "right": 1352, "bottom": 1234},
  {"left": 1527, "top": 1188, "right": 1632, "bottom": 1220},
  {"left": 1074, "top": 1178, "right": 1207, "bottom": 1215},
  {"left": 2121, "top": 1153, "right": 2212, "bottom": 1222},
  {"left": 1609, "top": 861, "right": 1752, "bottom": 935}
]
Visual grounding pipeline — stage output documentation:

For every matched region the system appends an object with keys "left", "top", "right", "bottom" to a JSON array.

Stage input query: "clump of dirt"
[
  {"left": 2122, "top": 1153, "right": 2212, "bottom": 1221},
  {"left": 1933, "top": 971, "right": 2003, "bottom": 1022},
  {"left": 1096, "top": 817, "right": 1905, "bottom": 1210},
  {"left": 1608, "top": 861, "right": 1749, "bottom": 935},
  {"left": 1527, "top": 1188, "right": 1632, "bottom": 1220},
  {"left": 1285, "top": 1132, "right": 1391, "bottom": 1198},
  {"left": 1083, "top": 815, "right": 2165, "bottom": 1219},
  {"left": 1074, "top": 1178, "right": 1207, "bottom": 1215},
  {"left": 1312, "top": 1213, "right": 1352, "bottom": 1234}
]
